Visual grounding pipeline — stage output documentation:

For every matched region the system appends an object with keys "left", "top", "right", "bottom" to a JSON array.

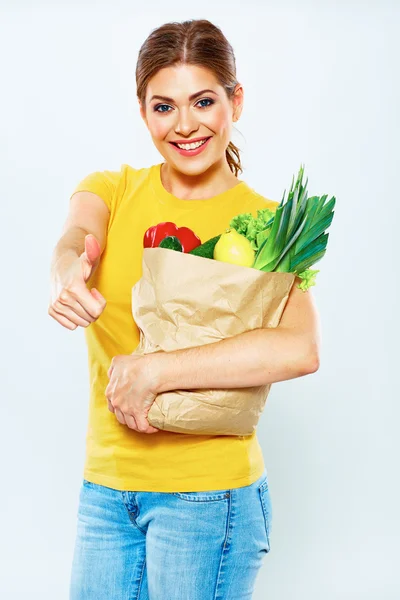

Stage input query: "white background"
[{"left": 0, "top": 1, "right": 398, "bottom": 598}]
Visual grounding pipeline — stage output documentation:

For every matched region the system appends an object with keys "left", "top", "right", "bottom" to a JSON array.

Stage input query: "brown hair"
[{"left": 136, "top": 19, "right": 243, "bottom": 177}]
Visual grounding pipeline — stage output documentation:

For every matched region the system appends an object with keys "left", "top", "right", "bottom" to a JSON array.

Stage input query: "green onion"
[{"left": 252, "top": 165, "right": 335, "bottom": 289}]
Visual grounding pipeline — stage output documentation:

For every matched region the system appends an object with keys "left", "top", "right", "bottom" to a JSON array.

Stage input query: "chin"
[
  {"left": 162, "top": 156, "right": 202, "bottom": 174},
  {"left": 175, "top": 161, "right": 212, "bottom": 176}
]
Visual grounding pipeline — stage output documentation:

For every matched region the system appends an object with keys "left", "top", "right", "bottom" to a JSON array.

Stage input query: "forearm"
[
  {"left": 50, "top": 226, "right": 89, "bottom": 279},
  {"left": 154, "top": 326, "right": 319, "bottom": 393}
]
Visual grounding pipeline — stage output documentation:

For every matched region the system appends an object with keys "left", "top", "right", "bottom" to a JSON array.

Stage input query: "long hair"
[{"left": 136, "top": 19, "right": 243, "bottom": 177}]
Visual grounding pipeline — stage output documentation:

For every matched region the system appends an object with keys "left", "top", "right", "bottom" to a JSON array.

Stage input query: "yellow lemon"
[{"left": 213, "top": 228, "right": 255, "bottom": 267}]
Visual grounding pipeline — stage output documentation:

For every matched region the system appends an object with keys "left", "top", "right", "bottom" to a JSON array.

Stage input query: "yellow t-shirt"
[{"left": 70, "top": 162, "right": 278, "bottom": 492}]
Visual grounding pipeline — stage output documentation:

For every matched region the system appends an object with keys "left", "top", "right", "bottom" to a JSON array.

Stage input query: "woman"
[{"left": 49, "top": 19, "right": 320, "bottom": 600}]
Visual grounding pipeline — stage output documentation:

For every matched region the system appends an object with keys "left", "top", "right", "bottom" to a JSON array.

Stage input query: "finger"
[
  {"left": 124, "top": 413, "right": 139, "bottom": 431},
  {"left": 146, "top": 426, "right": 159, "bottom": 434},
  {"left": 91, "top": 287, "right": 106, "bottom": 303},
  {"left": 105, "top": 385, "right": 114, "bottom": 409},
  {"left": 48, "top": 305, "right": 77, "bottom": 330},
  {"left": 57, "top": 292, "right": 96, "bottom": 323},
  {"left": 125, "top": 416, "right": 159, "bottom": 434},
  {"left": 134, "top": 413, "right": 159, "bottom": 434},
  {"left": 52, "top": 302, "right": 92, "bottom": 328},
  {"left": 69, "top": 283, "right": 106, "bottom": 320},
  {"left": 114, "top": 408, "right": 127, "bottom": 425}
]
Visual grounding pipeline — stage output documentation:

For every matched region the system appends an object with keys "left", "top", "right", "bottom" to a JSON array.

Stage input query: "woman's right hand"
[{"left": 49, "top": 234, "right": 107, "bottom": 330}]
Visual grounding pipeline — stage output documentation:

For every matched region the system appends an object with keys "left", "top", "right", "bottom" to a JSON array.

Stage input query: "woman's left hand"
[{"left": 105, "top": 354, "right": 160, "bottom": 434}]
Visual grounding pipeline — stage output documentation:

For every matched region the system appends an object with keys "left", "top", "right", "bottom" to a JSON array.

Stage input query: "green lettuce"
[
  {"left": 230, "top": 207, "right": 276, "bottom": 250},
  {"left": 229, "top": 212, "right": 252, "bottom": 237},
  {"left": 297, "top": 269, "right": 320, "bottom": 291}
]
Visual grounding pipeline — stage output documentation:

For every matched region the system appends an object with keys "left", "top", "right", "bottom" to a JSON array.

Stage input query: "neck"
[{"left": 160, "top": 159, "right": 240, "bottom": 200}]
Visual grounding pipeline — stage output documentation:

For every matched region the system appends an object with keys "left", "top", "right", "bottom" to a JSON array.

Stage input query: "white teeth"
[{"left": 176, "top": 138, "right": 208, "bottom": 150}]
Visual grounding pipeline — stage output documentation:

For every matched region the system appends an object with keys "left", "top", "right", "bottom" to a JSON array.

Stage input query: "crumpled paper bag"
[{"left": 131, "top": 248, "right": 295, "bottom": 436}]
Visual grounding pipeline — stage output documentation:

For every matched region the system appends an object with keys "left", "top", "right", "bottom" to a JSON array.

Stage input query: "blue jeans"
[{"left": 69, "top": 469, "right": 272, "bottom": 599}]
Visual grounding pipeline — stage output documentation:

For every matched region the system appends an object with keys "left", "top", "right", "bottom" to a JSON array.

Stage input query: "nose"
[{"left": 174, "top": 107, "right": 199, "bottom": 138}]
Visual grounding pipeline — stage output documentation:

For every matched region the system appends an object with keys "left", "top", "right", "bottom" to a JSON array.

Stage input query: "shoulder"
[
  {"left": 241, "top": 183, "right": 280, "bottom": 213},
  {"left": 72, "top": 162, "right": 156, "bottom": 189},
  {"left": 70, "top": 166, "right": 124, "bottom": 210},
  {"left": 70, "top": 163, "right": 157, "bottom": 209}
]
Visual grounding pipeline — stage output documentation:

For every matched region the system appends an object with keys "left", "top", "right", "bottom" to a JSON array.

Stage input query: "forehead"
[{"left": 145, "top": 64, "right": 221, "bottom": 102}]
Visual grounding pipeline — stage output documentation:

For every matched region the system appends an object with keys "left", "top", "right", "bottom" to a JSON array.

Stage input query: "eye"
[
  {"left": 154, "top": 104, "right": 171, "bottom": 113},
  {"left": 197, "top": 98, "right": 214, "bottom": 108},
  {"left": 153, "top": 98, "right": 215, "bottom": 113}
]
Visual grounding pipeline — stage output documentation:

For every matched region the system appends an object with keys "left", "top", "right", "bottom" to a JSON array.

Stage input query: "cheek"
[
  {"left": 208, "top": 106, "right": 231, "bottom": 136},
  {"left": 148, "top": 117, "right": 169, "bottom": 140}
]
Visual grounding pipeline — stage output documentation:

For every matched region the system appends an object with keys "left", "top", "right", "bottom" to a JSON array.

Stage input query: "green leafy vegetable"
[
  {"left": 297, "top": 269, "right": 320, "bottom": 291},
  {"left": 229, "top": 212, "right": 252, "bottom": 237},
  {"left": 252, "top": 165, "right": 335, "bottom": 290},
  {"left": 230, "top": 207, "right": 276, "bottom": 250}
]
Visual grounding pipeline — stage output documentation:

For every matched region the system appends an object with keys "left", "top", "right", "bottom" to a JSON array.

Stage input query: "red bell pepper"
[{"left": 143, "top": 222, "right": 201, "bottom": 253}]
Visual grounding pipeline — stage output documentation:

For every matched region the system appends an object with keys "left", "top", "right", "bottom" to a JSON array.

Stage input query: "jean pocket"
[
  {"left": 172, "top": 489, "right": 231, "bottom": 502},
  {"left": 258, "top": 480, "right": 272, "bottom": 553}
]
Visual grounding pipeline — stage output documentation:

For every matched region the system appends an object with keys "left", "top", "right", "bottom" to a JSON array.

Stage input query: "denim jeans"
[{"left": 69, "top": 469, "right": 272, "bottom": 599}]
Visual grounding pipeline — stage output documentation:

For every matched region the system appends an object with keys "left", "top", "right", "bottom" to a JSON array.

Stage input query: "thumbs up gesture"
[{"left": 49, "top": 234, "right": 107, "bottom": 330}]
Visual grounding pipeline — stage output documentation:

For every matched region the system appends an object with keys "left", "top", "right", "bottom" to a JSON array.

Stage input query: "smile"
[
  {"left": 176, "top": 139, "right": 208, "bottom": 150},
  {"left": 169, "top": 137, "right": 212, "bottom": 157}
]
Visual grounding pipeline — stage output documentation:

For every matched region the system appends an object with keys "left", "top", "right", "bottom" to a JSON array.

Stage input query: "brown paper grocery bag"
[{"left": 131, "top": 248, "right": 295, "bottom": 436}]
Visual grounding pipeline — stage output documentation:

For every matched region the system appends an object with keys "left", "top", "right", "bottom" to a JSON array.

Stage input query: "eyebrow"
[{"left": 149, "top": 89, "right": 218, "bottom": 103}]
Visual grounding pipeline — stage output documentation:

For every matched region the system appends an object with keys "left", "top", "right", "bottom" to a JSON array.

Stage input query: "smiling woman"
[
  {"left": 136, "top": 21, "right": 244, "bottom": 198},
  {"left": 51, "top": 18, "right": 321, "bottom": 600},
  {"left": 139, "top": 64, "right": 242, "bottom": 192}
]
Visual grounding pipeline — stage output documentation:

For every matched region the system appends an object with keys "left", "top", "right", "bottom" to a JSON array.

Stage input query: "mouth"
[{"left": 169, "top": 136, "right": 212, "bottom": 157}]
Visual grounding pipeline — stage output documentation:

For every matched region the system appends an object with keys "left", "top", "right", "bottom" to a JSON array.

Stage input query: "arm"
[
  {"left": 50, "top": 191, "right": 109, "bottom": 278},
  {"left": 49, "top": 191, "right": 110, "bottom": 329},
  {"left": 153, "top": 276, "right": 321, "bottom": 392}
]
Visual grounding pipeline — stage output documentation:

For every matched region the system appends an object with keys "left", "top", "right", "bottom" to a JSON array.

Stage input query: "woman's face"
[{"left": 139, "top": 63, "right": 243, "bottom": 176}]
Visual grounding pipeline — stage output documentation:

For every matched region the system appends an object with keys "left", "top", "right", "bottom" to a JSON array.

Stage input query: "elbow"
[
  {"left": 299, "top": 338, "right": 321, "bottom": 375},
  {"left": 307, "top": 355, "right": 320, "bottom": 374},
  {"left": 303, "top": 350, "right": 320, "bottom": 374}
]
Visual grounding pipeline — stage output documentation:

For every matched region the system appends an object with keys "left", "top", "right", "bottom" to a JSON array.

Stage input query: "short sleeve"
[{"left": 70, "top": 168, "right": 123, "bottom": 211}]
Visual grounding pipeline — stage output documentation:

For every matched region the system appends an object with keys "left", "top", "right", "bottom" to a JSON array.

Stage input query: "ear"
[
  {"left": 232, "top": 84, "right": 244, "bottom": 122},
  {"left": 138, "top": 98, "right": 148, "bottom": 126}
]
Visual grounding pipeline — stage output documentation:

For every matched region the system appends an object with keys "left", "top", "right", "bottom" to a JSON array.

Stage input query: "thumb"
[{"left": 82, "top": 234, "right": 101, "bottom": 266}]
